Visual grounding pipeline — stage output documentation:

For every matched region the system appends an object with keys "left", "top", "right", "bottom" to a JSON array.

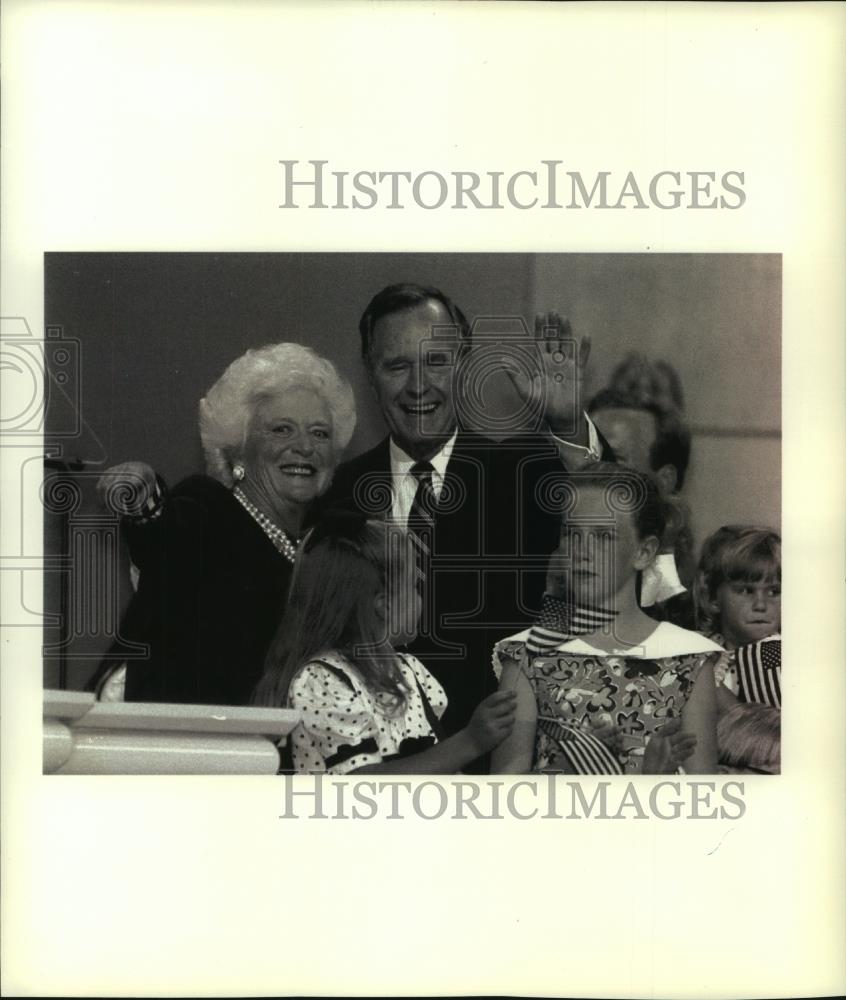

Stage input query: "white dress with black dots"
[{"left": 288, "top": 650, "right": 448, "bottom": 774}]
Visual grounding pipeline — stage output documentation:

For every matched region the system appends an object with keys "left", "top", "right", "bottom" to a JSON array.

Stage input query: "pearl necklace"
[{"left": 232, "top": 487, "right": 299, "bottom": 564}]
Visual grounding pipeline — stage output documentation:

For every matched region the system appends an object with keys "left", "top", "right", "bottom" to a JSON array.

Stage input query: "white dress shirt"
[
  {"left": 640, "top": 552, "right": 687, "bottom": 607},
  {"left": 549, "top": 412, "right": 603, "bottom": 470},
  {"left": 387, "top": 414, "right": 603, "bottom": 527},
  {"left": 389, "top": 431, "right": 458, "bottom": 527}
]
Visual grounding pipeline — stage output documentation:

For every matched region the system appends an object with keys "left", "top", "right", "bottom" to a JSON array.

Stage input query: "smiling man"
[
  {"left": 367, "top": 295, "right": 459, "bottom": 464},
  {"left": 325, "top": 283, "right": 609, "bottom": 750}
]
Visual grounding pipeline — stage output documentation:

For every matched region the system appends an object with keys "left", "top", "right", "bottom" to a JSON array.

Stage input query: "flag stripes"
[
  {"left": 536, "top": 715, "right": 624, "bottom": 775},
  {"left": 525, "top": 592, "right": 617, "bottom": 655},
  {"left": 735, "top": 637, "right": 781, "bottom": 709}
]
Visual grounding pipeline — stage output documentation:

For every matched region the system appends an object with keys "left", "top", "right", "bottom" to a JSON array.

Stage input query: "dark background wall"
[
  {"left": 532, "top": 254, "right": 781, "bottom": 543},
  {"left": 44, "top": 252, "right": 780, "bottom": 688},
  {"left": 45, "top": 252, "right": 534, "bottom": 481}
]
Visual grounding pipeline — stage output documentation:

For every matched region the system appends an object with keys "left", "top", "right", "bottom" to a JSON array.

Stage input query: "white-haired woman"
[{"left": 93, "top": 343, "right": 356, "bottom": 707}]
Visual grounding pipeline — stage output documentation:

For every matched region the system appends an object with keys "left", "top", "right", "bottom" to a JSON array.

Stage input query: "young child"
[
  {"left": 693, "top": 525, "right": 781, "bottom": 706},
  {"left": 693, "top": 525, "right": 781, "bottom": 649},
  {"left": 253, "top": 511, "right": 515, "bottom": 773},
  {"left": 490, "top": 462, "right": 723, "bottom": 775},
  {"left": 717, "top": 702, "right": 781, "bottom": 774}
]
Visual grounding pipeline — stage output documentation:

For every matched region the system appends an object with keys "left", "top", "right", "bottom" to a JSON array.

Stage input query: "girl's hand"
[
  {"left": 643, "top": 718, "right": 697, "bottom": 774},
  {"left": 588, "top": 720, "right": 623, "bottom": 755},
  {"left": 465, "top": 690, "right": 517, "bottom": 754}
]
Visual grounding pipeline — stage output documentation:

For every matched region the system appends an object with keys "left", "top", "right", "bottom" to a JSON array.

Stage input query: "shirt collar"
[
  {"left": 640, "top": 552, "right": 687, "bottom": 607},
  {"left": 389, "top": 430, "right": 458, "bottom": 483}
]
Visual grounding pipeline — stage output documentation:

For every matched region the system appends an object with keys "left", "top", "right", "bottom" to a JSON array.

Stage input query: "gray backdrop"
[{"left": 43, "top": 252, "right": 780, "bottom": 687}]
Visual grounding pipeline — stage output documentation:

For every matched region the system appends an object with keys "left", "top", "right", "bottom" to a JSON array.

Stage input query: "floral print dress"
[{"left": 494, "top": 622, "right": 724, "bottom": 774}]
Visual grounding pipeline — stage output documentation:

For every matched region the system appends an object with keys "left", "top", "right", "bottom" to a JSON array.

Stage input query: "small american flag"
[
  {"left": 525, "top": 593, "right": 618, "bottom": 656},
  {"left": 735, "top": 637, "right": 781, "bottom": 709},
  {"left": 536, "top": 716, "right": 624, "bottom": 775}
]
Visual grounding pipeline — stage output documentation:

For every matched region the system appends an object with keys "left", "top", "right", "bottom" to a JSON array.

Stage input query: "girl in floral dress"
[{"left": 491, "top": 463, "right": 722, "bottom": 775}]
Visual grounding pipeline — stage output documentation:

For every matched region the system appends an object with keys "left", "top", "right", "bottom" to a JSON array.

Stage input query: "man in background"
[{"left": 587, "top": 386, "right": 696, "bottom": 626}]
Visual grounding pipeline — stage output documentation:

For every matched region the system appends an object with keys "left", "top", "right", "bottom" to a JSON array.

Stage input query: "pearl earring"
[{"left": 233, "top": 463, "right": 245, "bottom": 482}]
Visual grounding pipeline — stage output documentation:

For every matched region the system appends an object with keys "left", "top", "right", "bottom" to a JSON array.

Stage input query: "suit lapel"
[
  {"left": 355, "top": 438, "right": 393, "bottom": 516},
  {"left": 345, "top": 433, "right": 484, "bottom": 525},
  {"left": 433, "top": 434, "right": 483, "bottom": 551}
]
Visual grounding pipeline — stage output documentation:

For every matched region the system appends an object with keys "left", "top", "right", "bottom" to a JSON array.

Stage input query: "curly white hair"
[{"left": 198, "top": 343, "right": 356, "bottom": 486}]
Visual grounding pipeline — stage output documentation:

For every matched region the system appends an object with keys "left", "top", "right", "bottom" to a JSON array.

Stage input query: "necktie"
[
  {"left": 407, "top": 461, "right": 437, "bottom": 634},
  {"left": 407, "top": 460, "right": 437, "bottom": 550}
]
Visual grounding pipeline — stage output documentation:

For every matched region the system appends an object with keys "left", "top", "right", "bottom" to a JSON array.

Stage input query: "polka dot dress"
[{"left": 289, "top": 650, "right": 447, "bottom": 774}]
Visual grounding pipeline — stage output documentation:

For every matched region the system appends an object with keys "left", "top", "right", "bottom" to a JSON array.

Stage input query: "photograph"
[{"left": 41, "top": 251, "right": 782, "bottom": 780}]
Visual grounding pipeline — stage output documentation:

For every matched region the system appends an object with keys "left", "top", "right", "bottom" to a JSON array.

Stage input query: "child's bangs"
[{"left": 722, "top": 550, "right": 781, "bottom": 585}]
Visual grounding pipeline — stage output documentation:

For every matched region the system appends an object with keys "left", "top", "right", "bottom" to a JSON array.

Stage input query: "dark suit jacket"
[
  {"left": 322, "top": 432, "right": 580, "bottom": 735},
  {"left": 102, "top": 475, "right": 293, "bottom": 707}
]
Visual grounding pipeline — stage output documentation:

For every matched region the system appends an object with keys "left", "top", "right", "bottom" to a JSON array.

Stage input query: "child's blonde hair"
[
  {"left": 693, "top": 525, "right": 781, "bottom": 633},
  {"left": 718, "top": 701, "right": 781, "bottom": 773}
]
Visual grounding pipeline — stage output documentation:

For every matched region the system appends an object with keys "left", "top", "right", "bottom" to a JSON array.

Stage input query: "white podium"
[{"left": 43, "top": 690, "right": 300, "bottom": 775}]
